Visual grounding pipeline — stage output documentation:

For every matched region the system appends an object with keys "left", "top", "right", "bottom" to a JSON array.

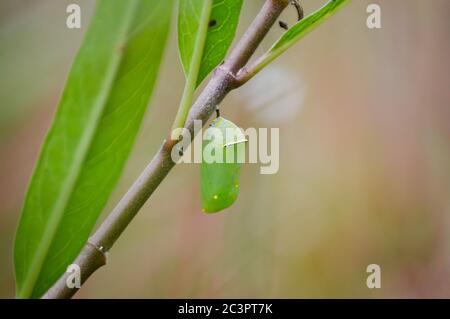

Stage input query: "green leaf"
[
  {"left": 173, "top": 0, "right": 242, "bottom": 130},
  {"left": 173, "top": 0, "right": 213, "bottom": 129},
  {"left": 14, "top": 0, "right": 174, "bottom": 298},
  {"left": 178, "top": 0, "right": 243, "bottom": 86},
  {"left": 201, "top": 117, "right": 246, "bottom": 213},
  {"left": 269, "top": 0, "right": 349, "bottom": 56}
]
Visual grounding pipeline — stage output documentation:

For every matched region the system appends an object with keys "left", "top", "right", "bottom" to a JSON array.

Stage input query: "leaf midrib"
[{"left": 17, "top": 0, "right": 140, "bottom": 298}]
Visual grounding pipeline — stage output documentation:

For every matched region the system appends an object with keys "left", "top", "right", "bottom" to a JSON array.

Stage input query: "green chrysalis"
[{"left": 201, "top": 117, "right": 247, "bottom": 213}]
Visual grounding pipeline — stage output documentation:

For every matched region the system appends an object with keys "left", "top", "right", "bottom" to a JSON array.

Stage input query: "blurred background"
[{"left": 1, "top": 0, "right": 450, "bottom": 298}]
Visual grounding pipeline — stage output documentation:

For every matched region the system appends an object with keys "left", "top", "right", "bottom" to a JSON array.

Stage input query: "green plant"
[{"left": 14, "top": 0, "right": 349, "bottom": 298}]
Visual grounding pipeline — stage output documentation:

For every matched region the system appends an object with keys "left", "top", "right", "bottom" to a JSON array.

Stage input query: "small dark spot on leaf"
[{"left": 209, "top": 20, "right": 217, "bottom": 27}]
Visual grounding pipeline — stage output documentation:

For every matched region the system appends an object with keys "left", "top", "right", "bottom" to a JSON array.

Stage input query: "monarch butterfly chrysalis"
[{"left": 201, "top": 117, "right": 247, "bottom": 213}]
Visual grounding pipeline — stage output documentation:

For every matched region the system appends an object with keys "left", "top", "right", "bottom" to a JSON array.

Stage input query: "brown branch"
[{"left": 42, "top": 0, "right": 290, "bottom": 299}]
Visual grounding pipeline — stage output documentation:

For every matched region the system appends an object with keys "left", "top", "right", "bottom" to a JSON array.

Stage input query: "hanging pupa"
[{"left": 200, "top": 117, "right": 247, "bottom": 213}]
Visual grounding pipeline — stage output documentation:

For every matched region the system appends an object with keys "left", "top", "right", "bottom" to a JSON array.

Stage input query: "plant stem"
[
  {"left": 172, "top": 0, "right": 213, "bottom": 130},
  {"left": 43, "top": 0, "right": 291, "bottom": 299}
]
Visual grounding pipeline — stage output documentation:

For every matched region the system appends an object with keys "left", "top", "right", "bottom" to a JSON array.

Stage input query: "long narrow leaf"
[
  {"left": 14, "top": 0, "right": 174, "bottom": 298},
  {"left": 178, "top": 0, "right": 243, "bottom": 86}
]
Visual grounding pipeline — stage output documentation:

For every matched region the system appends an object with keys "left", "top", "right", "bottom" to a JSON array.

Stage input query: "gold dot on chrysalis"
[
  {"left": 235, "top": 184, "right": 239, "bottom": 188},
  {"left": 213, "top": 195, "right": 218, "bottom": 199}
]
